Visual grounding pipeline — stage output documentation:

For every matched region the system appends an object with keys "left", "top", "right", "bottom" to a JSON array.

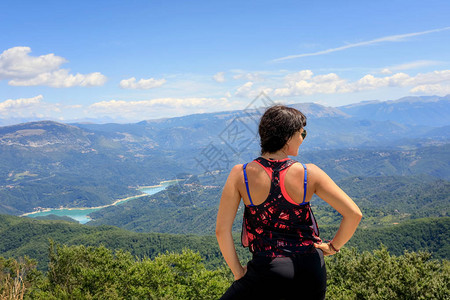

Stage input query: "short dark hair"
[{"left": 258, "top": 105, "right": 307, "bottom": 154}]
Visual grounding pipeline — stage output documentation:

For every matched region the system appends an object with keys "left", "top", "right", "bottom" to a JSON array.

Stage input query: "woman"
[{"left": 216, "top": 105, "right": 362, "bottom": 299}]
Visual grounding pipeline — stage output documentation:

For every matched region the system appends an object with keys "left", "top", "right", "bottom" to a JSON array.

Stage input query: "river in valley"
[{"left": 22, "top": 180, "right": 176, "bottom": 224}]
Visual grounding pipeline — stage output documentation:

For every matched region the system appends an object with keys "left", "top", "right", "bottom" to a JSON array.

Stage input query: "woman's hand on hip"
[
  {"left": 314, "top": 242, "right": 338, "bottom": 256},
  {"left": 234, "top": 265, "right": 248, "bottom": 281}
]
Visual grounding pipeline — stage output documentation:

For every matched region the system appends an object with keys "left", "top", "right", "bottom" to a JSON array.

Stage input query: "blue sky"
[{"left": 1, "top": 0, "right": 449, "bottom": 123}]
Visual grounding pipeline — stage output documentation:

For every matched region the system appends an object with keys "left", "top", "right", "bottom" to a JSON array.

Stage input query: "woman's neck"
[{"left": 261, "top": 151, "right": 288, "bottom": 160}]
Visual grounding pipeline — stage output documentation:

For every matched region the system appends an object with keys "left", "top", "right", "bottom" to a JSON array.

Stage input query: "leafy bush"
[
  {"left": 2, "top": 243, "right": 448, "bottom": 299},
  {"left": 326, "top": 246, "right": 450, "bottom": 299},
  {"left": 30, "top": 242, "right": 231, "bottom": 299}
]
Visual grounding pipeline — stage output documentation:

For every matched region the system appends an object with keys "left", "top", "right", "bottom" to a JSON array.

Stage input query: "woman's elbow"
[
  {"left": 215, "top": 224, "right": 230, "bottom": 238},
  {"left": 352, "top": 209, "right": 363, "bottom": 222},
  {"left": 343, "top": 208, "right": 363, "bottom": 222},
  {"left": 215, "top": 226, "right": 222, "bottom": 237}
]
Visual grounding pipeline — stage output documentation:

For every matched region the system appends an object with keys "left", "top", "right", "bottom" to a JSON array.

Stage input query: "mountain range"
[
  {"left": 338, "top": 94, "right": 450, "bottom": 126},
  {"left": 0, "top": 95, "right": 449, "bottom": 216}
]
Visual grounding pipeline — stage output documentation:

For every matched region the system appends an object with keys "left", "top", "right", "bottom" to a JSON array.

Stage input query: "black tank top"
[{"left": 241, "top": 157, "right": 321, "bottom": 257}]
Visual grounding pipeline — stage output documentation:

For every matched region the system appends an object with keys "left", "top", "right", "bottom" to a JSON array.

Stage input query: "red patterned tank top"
[{"left": 241, "top": 157, "right": 321, "bottom": 257}]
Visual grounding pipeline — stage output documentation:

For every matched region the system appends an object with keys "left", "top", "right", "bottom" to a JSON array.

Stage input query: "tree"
[{"left": 0, "top": 256, "right": 39, "bottom": 300}]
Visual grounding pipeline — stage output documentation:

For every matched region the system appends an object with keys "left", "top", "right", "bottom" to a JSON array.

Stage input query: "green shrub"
[
  {"left": 326, "top": 246, "right": 449, "bottom": 299},
  {"left": 29, "top": 242, "right": 231, "bottom": 299},
  {"left": 2, "top": 242, "right": 448, "bottom": 299}
]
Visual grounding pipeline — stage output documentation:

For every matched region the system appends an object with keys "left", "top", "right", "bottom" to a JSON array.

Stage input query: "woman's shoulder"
[
  {"left": 230, "top": 164, "right": 244, "bottom": 172},
  {"left": 289, "top": 161, "right": 320, "bottom": 171},
  {"left": 290, "top": 162, "right": 327, "bottom": 178},
  {"left": 227, "top": 161, "right": 262, "bottom": 179},
  {"left": 227, "top": 164, "right": 244, "bottom": 178}
]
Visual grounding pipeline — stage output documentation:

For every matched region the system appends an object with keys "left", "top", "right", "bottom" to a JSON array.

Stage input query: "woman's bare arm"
[
  {"left": 309, "top": 164, "right": 363, "bottom": 255},
  {"left": 216, "top": 165, "right": 247, "bottom": 280}
]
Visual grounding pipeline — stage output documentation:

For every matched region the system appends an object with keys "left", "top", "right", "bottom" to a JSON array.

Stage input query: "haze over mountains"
[{"left": 0, "top": 95, "right": 449, "bottom": 217}]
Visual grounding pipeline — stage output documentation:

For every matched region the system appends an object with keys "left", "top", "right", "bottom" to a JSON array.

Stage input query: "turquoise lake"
[{"left": 24, "top": 180, "right": 175, "bottom": 224}]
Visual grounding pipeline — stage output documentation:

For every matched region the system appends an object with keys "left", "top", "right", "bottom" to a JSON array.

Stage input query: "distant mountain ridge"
[
  {"left": 339, "top": 95, "right": 450, "bottom": 127},
  {"left": 0, "top": 121, "right": 92, "bottom": 150}
]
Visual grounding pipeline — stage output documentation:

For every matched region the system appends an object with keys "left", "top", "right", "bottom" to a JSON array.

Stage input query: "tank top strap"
[
  {"left": 276, "top": 159, "right": 297, "bottom": 172},
  {"left": 301, "top": 163, "right": 308, "bottom": 204},
  {"left": 243, "top": 163, "right": 255, "bottom": 206}
]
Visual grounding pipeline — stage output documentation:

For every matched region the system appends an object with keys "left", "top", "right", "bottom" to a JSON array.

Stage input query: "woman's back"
[
  {"left": 239, "top": 157, "right": 315, "bottom": 207},
  {"left": 240, "top": 157, "right": 321, "bottom": 257}
]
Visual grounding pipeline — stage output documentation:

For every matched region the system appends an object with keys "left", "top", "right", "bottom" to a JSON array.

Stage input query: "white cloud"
[
  {"left": 411, "top": 70, "right": 450, "bottom": 85},
  {"left": 8, "top": 69, "right": 106, "bottom": 87},
  {"left": 233, "top": 81, "right": 274, "bottom": 100},
  {"left": 273, "top": 69, "right": 450, "bottom": 96},
  {"left": 410, "top": 84, "right": 450, "bottom": 95},
  {"left": 0, "top": 46, "right": 106, "bottom": 87},
  {"left": 274, "top": 70, "right": 348, "bottom": 96},
  {"left": 0, "top": 95, "right": 90, "bottom": 123},
  {"left": 119, "top": 77, "right": 166, "bottom": 89},
  {"left": 234, "top": 81, "right": 254, "bottom": 97},
  {"left": 273, "top": 27, "right": 450, "bottom": 62},
  {"left": 284, "top": 70, "right": 314, "bottom": 81},
  {"left": 213, "top": 72, "right": 225, "bottom": 83},
  {"left": 89, "top": 97, "right": 229, "bottom": 112},
  {"left": 0, "top": 95, "right": 65, "bottom": 119},
  {"left": 0, "top": 47, "right": 66, "bottom": 79},
  {"left": 0, "top": 95, "right": 43, "bottom": 112},
  {"left": 352, "top": 73, "right": 411, "bottom": 91},
  {"left": 352, "top": 70, "right": 450, "bottom": 91}
]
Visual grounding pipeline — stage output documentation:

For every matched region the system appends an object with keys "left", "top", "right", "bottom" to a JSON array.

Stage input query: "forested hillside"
[
  {"left": 0, "top": 121, "right": 183, "bottom": 215},
  {"left": 86, "top": 173, "right": 449, "bottom": 234},
  {"left": 1, "top": 243, "right": 448, "bottom": 299},
  {"left": 1, "top": 214, "right": 448, "bottom": 273}
]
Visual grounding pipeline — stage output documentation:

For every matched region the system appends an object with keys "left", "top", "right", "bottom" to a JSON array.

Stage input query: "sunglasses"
[{"left": 301, "top": 129, "right": 307, "bottom": 140}]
